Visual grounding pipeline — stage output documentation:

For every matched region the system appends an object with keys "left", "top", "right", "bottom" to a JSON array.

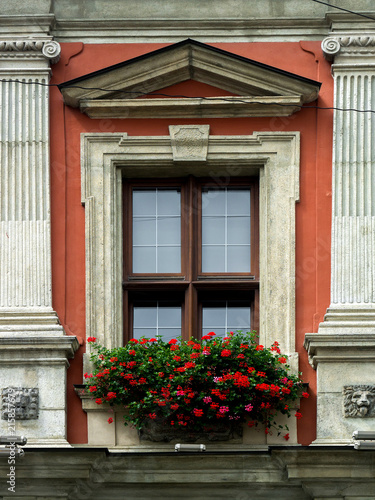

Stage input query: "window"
[
  {"left": 82, "top": 130, "right": 299, "bottom": 357},
  {"left": 123, "top": 177, "right": 259, "bottom": 341}
]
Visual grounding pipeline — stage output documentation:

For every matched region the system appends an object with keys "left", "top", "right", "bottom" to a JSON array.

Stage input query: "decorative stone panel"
[
  {"left": 169, "top": 125, "right": 210, "bottom": 162},
  {"left": 343, "top": 385, "right": 375, "bottom": 418},
  {"left": 1, "top": 387, "right": 39, "bottom": 420}
]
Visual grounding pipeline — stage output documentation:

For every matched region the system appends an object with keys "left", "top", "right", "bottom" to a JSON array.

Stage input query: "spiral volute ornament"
[
  {"left": 321, "top": 37, "right": 341, "bottom": 61},
  {"left": 42, "top": 41, "right": 61, "bottom": 64}
]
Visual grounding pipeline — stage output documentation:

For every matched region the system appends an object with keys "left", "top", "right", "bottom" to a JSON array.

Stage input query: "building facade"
[{"left": 0, "top": 0, "right": 375, "bottom": 498}]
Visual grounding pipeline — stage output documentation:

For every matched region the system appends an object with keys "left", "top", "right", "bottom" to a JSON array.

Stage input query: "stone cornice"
[
  {"left": 304, "top": 332, "right": 375, "bottom": 369},
  {"left": 322, "top": 34, "right": 375, "bottom": 61},
  {"left": 0, "top": 38, "right": 61, "bottom": 64}
]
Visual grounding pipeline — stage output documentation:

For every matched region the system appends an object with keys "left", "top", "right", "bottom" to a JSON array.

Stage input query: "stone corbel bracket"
[
  {"left": 322, "top": 34, "right": 375, "bottom": 61},
  {"left": 0, "top": 39, "right": 61, "bottom": 64}
]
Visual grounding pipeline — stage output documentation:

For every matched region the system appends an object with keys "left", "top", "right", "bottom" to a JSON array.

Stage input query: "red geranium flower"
[
  {"left": 87, "top": 337, "right": 97, "bottom": 343},
  {"left": 107, "top": 418, "right": 113, "bottom": 424},
  {"left": 221, "top": 349, "right": 231, "bottom": 357}
]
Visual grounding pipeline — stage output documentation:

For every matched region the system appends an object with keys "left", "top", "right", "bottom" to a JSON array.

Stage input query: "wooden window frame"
[{"left": 123, "top": 176, "right": 259, "bottom": 342}]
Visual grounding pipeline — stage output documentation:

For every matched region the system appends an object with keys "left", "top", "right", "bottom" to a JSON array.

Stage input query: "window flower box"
[{"left": 81, "top": 332, "right": 307, "bottom": 446}]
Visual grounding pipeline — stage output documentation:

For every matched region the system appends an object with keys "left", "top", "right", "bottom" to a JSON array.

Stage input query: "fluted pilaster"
[
  {"left": 0, "top": 38, "right": 63, "bottom": 332},
  {"left": 305, "top": 32, "right": 375, "bottom": 445},
  {"left": 319, "top": 35, "right": 375, "bottom": 332}
]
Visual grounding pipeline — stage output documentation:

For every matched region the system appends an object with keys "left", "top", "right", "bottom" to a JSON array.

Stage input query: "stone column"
[
  {"left": 0, "top": 37, "right": 79, "bottom": 445},
  {"left": 305, "top": 33, "right": 375, "bottom": 444}
]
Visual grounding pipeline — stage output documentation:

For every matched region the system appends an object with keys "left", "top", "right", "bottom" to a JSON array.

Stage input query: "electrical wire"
[
  {"left": 1, "top": 77, "right": 375, "bottom": 114},
  {"left": 310, "top": 0, "right": 375, "bottom": 22}
]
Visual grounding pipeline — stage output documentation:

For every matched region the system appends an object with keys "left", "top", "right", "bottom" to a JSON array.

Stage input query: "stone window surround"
[{"left": 81, "top": 130, "right": 300, "bottom": 370}]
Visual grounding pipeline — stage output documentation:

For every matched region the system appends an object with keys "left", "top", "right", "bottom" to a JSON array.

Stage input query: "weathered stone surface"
[{"left": 1, "top": 387, "right": 39, "bottom": 420}]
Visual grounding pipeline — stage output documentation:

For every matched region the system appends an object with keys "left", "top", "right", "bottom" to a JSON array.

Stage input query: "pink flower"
[
  {"left": 245, "top": 404, "right": 253, "bottom": 412},
  {"left": 203, "top": 396, "right": 212, "bottom": 404},
  {"left": 219, "top": 406, "right": 229, "bottom": 414}
]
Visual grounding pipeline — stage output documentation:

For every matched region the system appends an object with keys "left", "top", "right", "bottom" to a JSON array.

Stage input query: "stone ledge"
[
  {"left": 304, "top": 333, "right": 375, "bottom": 369},
  {"left": 1, "top": 447, "right": 375, "bottom": 499}
]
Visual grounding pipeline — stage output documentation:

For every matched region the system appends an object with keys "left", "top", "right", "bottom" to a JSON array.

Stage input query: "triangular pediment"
[{"left": 59, "top": 39, "right": 321, "bottom": 118}]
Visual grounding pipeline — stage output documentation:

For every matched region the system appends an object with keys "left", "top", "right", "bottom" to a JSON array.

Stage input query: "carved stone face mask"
[{"left": 351, "top": 391, "right": 374, "bottom": 416}]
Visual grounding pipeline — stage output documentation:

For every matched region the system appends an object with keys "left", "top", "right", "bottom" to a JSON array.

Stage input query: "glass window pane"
[
  {"left": 227, "top": 306, "right": 250, "bottom": 331},
  {"left": 202, "top": 245, "right": 225, "bottom": 272},
  {"left": 157, "top": 217, "right": 180, "bottom": 245},
  {"left": 227, "top": 216, "right": 250, "bottom": 244},
  {"left": 158, "top": 306, "right": 182, "bottom": 328},
  {"left": 133, "top": 247, "right": 156, "bottom": 273},
  {"left": 203, "top": 328, "right": 225, "bottom": 338},
  {"left": 202, "top": 302, "right": 251, "bottom": 338},
  {"left": 133, "top": 218, "right": 156, "bottom": 246},
  {"left": 202, "top": 190, "right": 226, "bottom": 215},
  {"left": 133, "top": 328, "right": 156, "bottom": 339},
  {"left": 159, "top": 329, "right": 181, "bottom": 342},
  {"left": 227, "top": 246, "right": 250, "bottom": 272},
  {"left": 134, "top": 306, "right": 157, "bottom": 328},
  {"left": 201, "top": 187, "right": 251, "bottom": 273},
  {"left": 133, "top": 190, "right": 156, "bottom": 216},
  {"left": 203, "top": 306, "right": 226, "bottom": 328},
  {"left": 133, "top": 303, "right": 181, "bottom": 341},
  {"left": 202, "top": 217, "right": 225, "bottom": 245},
  {"left": 227, "top": 189, "right": 250, "bottom": 215},
  {"left": 157, "top": 189, "right": 180, "bottom": 216},
  {"left": 132, "top": 188, "right": 181, "bottom": 273},
  {"left": 157, "top": 247, "right": 180, "bottom": 273}
]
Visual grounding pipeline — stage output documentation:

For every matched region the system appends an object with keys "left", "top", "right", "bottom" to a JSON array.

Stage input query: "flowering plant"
[{"left": 85, "top": 332, "right": 307, "bottom": 438}]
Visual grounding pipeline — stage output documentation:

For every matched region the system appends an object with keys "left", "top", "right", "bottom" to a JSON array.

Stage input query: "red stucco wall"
[{"left": 49, "top": 41, "right": 333, "bottom": 445}]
